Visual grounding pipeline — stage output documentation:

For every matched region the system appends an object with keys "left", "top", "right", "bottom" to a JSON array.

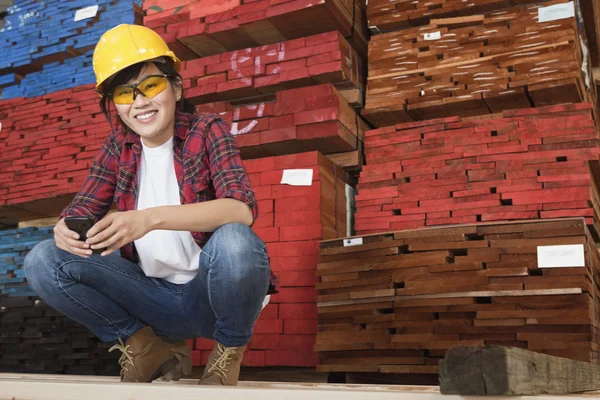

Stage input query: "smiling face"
[{"left": 113, "top": 63, "right": 182, "bottom": 148}]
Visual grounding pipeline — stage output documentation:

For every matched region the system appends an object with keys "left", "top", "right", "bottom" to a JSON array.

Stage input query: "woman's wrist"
[{"left": 141, "top": 208, "right": 162, "bottom": 232}]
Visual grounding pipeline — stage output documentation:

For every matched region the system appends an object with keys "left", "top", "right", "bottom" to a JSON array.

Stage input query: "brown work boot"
[
  {"left": 160, "top": 340, "right": 193, "bottom": 381},
  {"left": 198, "top": 342, "right": 245, "bottom": 386},
  {"left": 108, "top": 326, "right": 180, "bottom": 382}
]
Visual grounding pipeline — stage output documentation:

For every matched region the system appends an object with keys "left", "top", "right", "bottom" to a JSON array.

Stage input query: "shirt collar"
[{"left": 123, "top": 111, "right": 194, "bottom": 145}]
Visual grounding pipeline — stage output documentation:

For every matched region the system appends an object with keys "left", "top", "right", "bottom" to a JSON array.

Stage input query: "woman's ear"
[{"left": 174, "top": 78, "right": 183, "bottom": 101}]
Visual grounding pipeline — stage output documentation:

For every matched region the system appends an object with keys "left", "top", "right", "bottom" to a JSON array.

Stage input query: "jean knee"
[
  {"left": 208, "top": 223, "right": 268, "bottom": 276},
  {"left": 24, "top": 239, "right": 61, "bottom": 292},
  {"left": 212, "top": 223, "right": 265, "bottom": 254}
]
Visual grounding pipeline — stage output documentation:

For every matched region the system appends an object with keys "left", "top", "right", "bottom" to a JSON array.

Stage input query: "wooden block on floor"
[{"left": 439, "top": 345, "right": 600, "bottom": 395}]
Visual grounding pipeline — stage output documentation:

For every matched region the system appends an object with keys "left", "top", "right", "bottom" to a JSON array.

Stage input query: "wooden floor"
[{"left": 4, "top": 374, "right": 600, "bottom": 400}]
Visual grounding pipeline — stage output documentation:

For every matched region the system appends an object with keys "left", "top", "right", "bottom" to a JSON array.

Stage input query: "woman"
[{"left": 24, "top": 24, "right": 277, "bottom": 386}]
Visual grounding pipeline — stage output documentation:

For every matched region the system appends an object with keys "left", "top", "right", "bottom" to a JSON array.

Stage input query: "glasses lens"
[
  {"left": 139, "top": 76, "right": 169, "bottom": 99},
  {"left": 111, "top": 75, "right": 169, "bottom": 105},
  {"left": 112, "top": 86, "right": 134, "bottom": 105}
]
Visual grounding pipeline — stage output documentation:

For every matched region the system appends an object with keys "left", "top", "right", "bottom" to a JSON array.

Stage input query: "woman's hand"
[
  {"left": 53, "top": 218, "right": 94, "bottom": 257},
  {"left": 85, "top": 210, "right": 151, "bottom": 256}
]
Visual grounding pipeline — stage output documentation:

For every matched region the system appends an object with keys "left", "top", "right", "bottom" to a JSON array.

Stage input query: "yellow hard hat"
[{"left": 93, "top": 24, "right": 181, "bottom": 93}]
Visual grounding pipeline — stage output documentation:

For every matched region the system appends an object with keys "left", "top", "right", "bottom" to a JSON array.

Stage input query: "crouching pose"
[{"left": 24, "top": 24, "right": 277, "bottom": 386}]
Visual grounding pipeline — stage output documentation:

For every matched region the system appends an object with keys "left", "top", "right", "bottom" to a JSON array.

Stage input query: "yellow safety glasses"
[{"left": 110, "top": 74, "right": 170, "bottom": 105}]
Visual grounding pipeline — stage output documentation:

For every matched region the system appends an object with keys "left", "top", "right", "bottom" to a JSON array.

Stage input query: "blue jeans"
[{"left": 24, "top": 223, "right": 270, "bottom": 347}]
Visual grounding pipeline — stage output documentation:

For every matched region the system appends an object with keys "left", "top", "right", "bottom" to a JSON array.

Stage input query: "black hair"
[{"left": 98, "top": 57, "right": 195, "bottom": 130}]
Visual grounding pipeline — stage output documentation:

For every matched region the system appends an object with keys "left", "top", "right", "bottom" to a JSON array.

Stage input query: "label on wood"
[
  {"left": 280, "top": 169, "right": 313, "bottom": 186},
  {"left": 538, "top": 2, "right": 574, "bottom": 23},
  {"left": 74, "top": 5, "right": 99, "bottom": 21},
  {"left": 345, "top": 183, "right": 354, "bottom": 237},
  {"left": 343, "top": 238, "right": 363, "bottom": 247},
  {"left": 536, "top": 244, "right": 585, "bottom": 268},
  {"left": 423, "top": 32, "right": 441, "bottom": 41}
]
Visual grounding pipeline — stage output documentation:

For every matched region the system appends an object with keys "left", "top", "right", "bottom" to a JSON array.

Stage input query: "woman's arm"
[
  {"left": 146, "top": 116, "right": 257, "bottom": 232},
  {"left": 143, "top": 198, "right": 253, "bottom": 233},
  {"left": 85, "top": 116, "right": 257, "bottom": 254}
]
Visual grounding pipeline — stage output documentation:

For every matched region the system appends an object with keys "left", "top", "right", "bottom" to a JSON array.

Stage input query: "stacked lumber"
[
  {"left": 146, "top": 0, "right": 368, "bottom": 60},
  {"left": 0, "top": 82, "right": 362, "bottom": 217},
  {"left": 0, "top": 0, "right": 141, "bottom": 100},
  {"left": 0, "top": 226, "right": 119, "bottom": 375},
  {"left": 196, "top": 83, "right": 367, "bottom": 162},
  {"left": 355, "top": 103, "right": 600, "bottom": 235},
  {"left": 316, "top": 218, "right": 600, "bottom": 378},
  {"left": 363, "top": 1, "right": 596, "bottom": 126},
  {"left": 1, "top": 51, "right": 95, "bottom": 100},
  {"left": 185, "top": 151, "right": 350, "bottom": 367},
  {"left": 0, "top": 84, "right": 107, "bottom": 209},
  {"left": 367, "top": 0, "right": 600, "bottom": 68},
  {"left": 181, "top": 31, "right": 365, "bottom": 108},
  {"left": 368, "top": 0, "right": 536, "bottom": 33}
]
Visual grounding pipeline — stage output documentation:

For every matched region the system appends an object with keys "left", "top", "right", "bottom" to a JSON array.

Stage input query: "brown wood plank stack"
[
  {"left": 368, "top": 0, "right": 533, "bottom": 33},
  {"left": 368, "top": 0, "right": 600, "bottom": 67},
  {"left": 363, "top": 0, "right": 597, "bottom": 127},
  {"left": 315, "top": 218, "right": 600, "bottom": 379}
]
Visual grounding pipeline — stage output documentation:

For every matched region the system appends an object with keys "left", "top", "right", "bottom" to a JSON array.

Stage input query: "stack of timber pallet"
[
  {"left": 366, "top": 0, "right": 600, "bottom": 69},
  {"left": 181, "top": 31, "right": 365, "bottom": 109},
  {"left": 316, "top": 218, "right": 600, "bottom": 380},
  {"left": 368, "top": 0, "right": 553, "bottom": 33},
  {"left": 0, "top": 227, "right": 119, "bottom": 375},
  {"left": 0, "top": 83, "right": 364, "bottom": 216},
  {"left": 144, "top": 0, "right": 368, "bottom": 59},
  {"left": 362, "top": 0, "right": 597, "bottom": 126},
  {"left": 0, "top": 84, "right": 107, "bottom": 210},
  {"left": 354, "top": 103, "right": 600, "bottom": 235},
  {"left": 196, "top": 83, "right": 367, "bottom": 165},
  {"left": 190, "top": 151, "right": 350, "bottom": 367}
]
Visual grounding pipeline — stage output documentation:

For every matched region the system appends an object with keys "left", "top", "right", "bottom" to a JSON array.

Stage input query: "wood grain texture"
[
  {"left": 316, "top": 219, "right": 600, "bottom": 378},
  {"left": 363, "top": 1, "right": 597, "bottom": 126},
  {"left": 440, "top": 345, "right": 600, "bottom": 395}
]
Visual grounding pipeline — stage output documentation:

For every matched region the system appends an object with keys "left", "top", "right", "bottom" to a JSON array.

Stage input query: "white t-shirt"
[
  {"left": 134, "top": 137, "right": 201, "bottom": 284},
  {"left": 133, "top": 136, "right": 270, "bottom": 308}
]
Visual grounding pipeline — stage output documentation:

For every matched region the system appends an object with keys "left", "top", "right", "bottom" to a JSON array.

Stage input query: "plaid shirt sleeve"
[
  {"left": 204, "top": 118, "right": 258, "bottom": 223},
  {"left": 59, "top": 135, "right": 119, "bottom": 222}
]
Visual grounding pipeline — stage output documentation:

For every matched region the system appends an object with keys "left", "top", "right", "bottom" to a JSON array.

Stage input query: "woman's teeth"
[{"left": 136, "top": 111, "right": 157, "bottom": 120}]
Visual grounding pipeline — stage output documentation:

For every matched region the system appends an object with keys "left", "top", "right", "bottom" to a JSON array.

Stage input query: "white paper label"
[
  {"left": 343, "top": 238, "right": 363, "bottom": 247},
  {"left": 280, "top": 169, "right": 313, "bottom": 186},
  {"left": 581, "top": 37, "right": 591, "bottom": 90},
  {"left": 537, "top": 244, "right": 585, "bottom": 268},
  {"left": 74, "top": 5, "right": 99, "bottom": 22},
  {"left": 538, "top": 2, "right": 574, "bottom": 23},
  {"left": 424, "top": 31, "right": 441, "bottom": 40},
  {"left": 345, "top": 183, "right": 354, "bottom": 237}
]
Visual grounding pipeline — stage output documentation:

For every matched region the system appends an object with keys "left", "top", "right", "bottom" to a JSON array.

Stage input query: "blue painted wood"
[
  {"left": 0, "top": 226, "right": 53, "bottom": 297},
  {"left": 0, "top": 0, "right": 138, "bottom": 100}
]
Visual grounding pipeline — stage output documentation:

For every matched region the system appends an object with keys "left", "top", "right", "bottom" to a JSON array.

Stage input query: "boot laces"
[
  {"left": 108, "top": 338, "right": 135, "bottom": 377},
  {"left": 203, "top": 343, "right": 239, "bottom": 381}
]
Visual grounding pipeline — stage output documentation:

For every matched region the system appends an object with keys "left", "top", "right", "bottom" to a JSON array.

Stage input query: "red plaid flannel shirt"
[{"left": 60, "top": 112, "right": 278, "bottom": 294}]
